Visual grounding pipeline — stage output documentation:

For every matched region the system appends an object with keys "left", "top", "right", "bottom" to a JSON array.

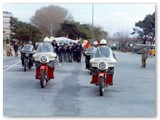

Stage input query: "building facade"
[{"left": 3, "top": 11, "right": 13, "bottom": 40}]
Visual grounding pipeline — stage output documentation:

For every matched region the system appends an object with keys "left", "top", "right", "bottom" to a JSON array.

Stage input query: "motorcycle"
[
  {"left": 20, "top": 45, "right": 35, "bottom": 71},
  {"left": 90, "top": 46, "right": 117, "bottom": 96},
  {"left": 84, "top": 46, "right": 95, "bottom": 74},
  {"left": 33, "top": 42, "right": 57, "bottom": 88}
]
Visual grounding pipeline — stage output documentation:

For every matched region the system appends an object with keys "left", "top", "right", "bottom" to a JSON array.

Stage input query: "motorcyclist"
[
  {"left": 93, "top": 41, "right": 99, "bottom": 48},
  {"left": 85, "top": 41, "right": 98, "bottom": 69},
  {"left": 98, "top": 39, "right": 117, "bottom": 60},
  {"left": 43, "top": 37, "right": 50, "bottom": 42},
  {"left": 28, "top": 41, "right": 32, "bottom": 45},
  {"left": 99, "top": 39, "right": 107, "bottom": 46},
  {"left": 90, "top": 39, "right": 116, "bottom": 84},
  {"left": 21, "top": 41, "right": 34, "bottom": 67}
]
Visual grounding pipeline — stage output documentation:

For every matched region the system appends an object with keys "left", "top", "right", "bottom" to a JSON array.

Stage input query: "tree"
[
  {"left": 56, "top": 21, "right": 87, "bottom": 39},
  {"left": 56, "top": 21, "right": 108, "bottom": 40},
  {"left": 10, "top": 17, "right": 41, "bottom": 43},
  {"left": 113, "top": 32, "right": 129, "bottom": 51},
  {"left": 31, "top": 5, "right": 72, "bottom": 37},
  {"left": 131, "top": 12, "right": 155, "bottom": 44}
]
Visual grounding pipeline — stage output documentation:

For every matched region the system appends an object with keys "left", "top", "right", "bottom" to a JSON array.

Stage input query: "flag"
[
  {"left": 84, "top": 41, "right": 91, "bottom": 49},
  {"left": 82, "top": 40, "right": 88, "bottom": 47}
]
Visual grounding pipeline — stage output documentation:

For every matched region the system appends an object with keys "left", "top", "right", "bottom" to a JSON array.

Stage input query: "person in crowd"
[
  {"left": 76, "top": 41, "right": 83, "bottom": 63},
  {"left": 63, "top": 43, "right": 67, "bottom": 62},
  {"left": 57, "top": 42, "right": 64, "bottom": 63},
  {"left": 51, "top": 39, "right": 58, "bottom": 53},
  {"left": 72, "top": 43, "right": 77, "bottom": 62},
  {"left": 65, "top": 43, "right": 69, "bottom": 62},
  {"left": 66, "top": 42, "right": 73, "bottom": 63}
]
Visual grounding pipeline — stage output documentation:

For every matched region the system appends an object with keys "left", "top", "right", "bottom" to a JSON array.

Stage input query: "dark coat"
[
  {"left": 51, "top": 41, "right": 58, "bottom": 53},
  {"left": 57, "top": 45, "right": 64, "bottom": 54},
  {"left": 14, "top": 44, "right": 19, "bottom": 52},
  {"left": 76, "top": 44, "right": 83, "bottom": 53}
]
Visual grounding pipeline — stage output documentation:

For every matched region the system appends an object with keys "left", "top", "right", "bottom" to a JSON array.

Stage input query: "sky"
[{"left": 3, "top": 3, "right": 155, "bottom": 37}]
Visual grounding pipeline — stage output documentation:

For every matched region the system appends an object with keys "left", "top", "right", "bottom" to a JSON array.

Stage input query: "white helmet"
[
  {"left": 43, "top": 37, "right": 50, "bottom": 42},
  {"left": 28, "top": 41, "right": 32, "bottom": 44},
  {"left": 93, "top": 41, "right": 98, "bottom": 45},
  {"left": 100, "top": 39, "right": 107, "bottom": 45}
]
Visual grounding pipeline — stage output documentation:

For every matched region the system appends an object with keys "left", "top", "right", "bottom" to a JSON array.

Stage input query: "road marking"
[
  {"left": 3, "top": 65, "right": 23, "bottom": 67},
  {"left": 3, "top": 61, "right": 21, "bottom": 72}
]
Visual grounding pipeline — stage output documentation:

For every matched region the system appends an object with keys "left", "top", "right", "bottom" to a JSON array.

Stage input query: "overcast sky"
[{"left": 3, "top": 3, "right": 155, "bottom": 37}]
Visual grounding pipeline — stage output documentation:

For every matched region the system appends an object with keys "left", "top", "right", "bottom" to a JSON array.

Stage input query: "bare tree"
[
  {"left": 113, "top": 32, "right": 129, "bottom": 51},
  {"left": 31, "top": 5, "right": 73, "bottom": 37}
]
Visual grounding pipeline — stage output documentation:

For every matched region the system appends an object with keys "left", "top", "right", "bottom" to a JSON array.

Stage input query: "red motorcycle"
[
  {"left": 90, "top": 46, "right": 117, "bottom": 96},
  {"left": 33, "top": 41, "right": 57, "bottom": 88}
]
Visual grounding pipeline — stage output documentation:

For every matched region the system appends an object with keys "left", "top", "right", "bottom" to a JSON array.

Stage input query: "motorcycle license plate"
[{"left": 98, "top": 73, "right": 105, "bottom": 77}]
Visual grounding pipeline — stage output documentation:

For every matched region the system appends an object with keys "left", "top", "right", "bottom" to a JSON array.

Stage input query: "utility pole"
[
  {"left": 118, "top": 22, "right": 120, "bottom": 35},
  {"left": 110, "top": 22, "right": 112, "bottom": 37},
  {"left": 91, "top": 3, "right": 94, "bottom": 43},
  {"left": 50, "top": 24, "right": 53, "bottom": 37}
]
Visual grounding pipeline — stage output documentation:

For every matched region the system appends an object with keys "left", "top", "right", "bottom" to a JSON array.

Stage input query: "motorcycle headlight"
[
  {"left": 99, "top": 62, "right": 106, "bottom": 70},
  {"left": 25, "top": 53, "right": 29, "bottom": 57},
  {"left": 40, "top": 56, "right": 47, "bottom": 63}
]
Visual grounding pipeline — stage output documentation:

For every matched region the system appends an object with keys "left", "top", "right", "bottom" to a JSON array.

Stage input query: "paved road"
[{"left": 3, "top": 51, "right": 156, "bottom": 116}]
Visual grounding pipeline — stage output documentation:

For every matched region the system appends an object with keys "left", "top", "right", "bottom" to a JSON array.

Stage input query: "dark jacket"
[
  {"left": 76, "top": 44, "right": 83, "bottom": 53},
  {"left": 14, "top": 44, "right": 19, "bottom": 52},
  {"left": 51, "top": 41, "right": 58, "bottom": 53},
  {"left": 57, "top": 45, "right": 64, "bottom": 54}
]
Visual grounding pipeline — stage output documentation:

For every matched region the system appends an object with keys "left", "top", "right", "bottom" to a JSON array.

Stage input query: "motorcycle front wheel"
[
  {"left": 40, "top": 69, "right": 46, "bottom": 88},
  {"left": 99, "top": 77, "right": 105, "bottom": 96}
]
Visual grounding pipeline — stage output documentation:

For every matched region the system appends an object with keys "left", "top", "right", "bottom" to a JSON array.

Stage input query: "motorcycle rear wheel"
[
  {"left": 99, "top": 77, "right": 105, "bottom": 96},
  {"left": 40, "top": 69, "right": 46, "bottom": 88},
  {"left": 24, "top": 61, "right": 27, "bottom": 71},
  {"left": 29, "top": 66, "right": 31, "bottom": 69}
]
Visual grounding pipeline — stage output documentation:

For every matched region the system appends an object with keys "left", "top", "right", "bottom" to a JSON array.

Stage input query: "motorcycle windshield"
[
  {"left": 21, "top": 45, "right": 34, "bottom": 52},
  {"left": 86, "top": 47, "right": 94, "bottom": 54},
  {"left": 93, "top": 46, "right": 112, "bottom": 58},
  {"left": 36, "top": 42, "right": 53, "bottom": 52}
]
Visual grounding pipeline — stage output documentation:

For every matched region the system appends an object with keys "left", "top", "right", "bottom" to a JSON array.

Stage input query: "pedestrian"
[
  {"left": 57, "top": 43, "right": 63, "bottom": 63},
  {"left": 141, "top": 46, "right": 148, "bottom": 67},
  {"left": 67, "top": 42, "right": 73, "bottom": 63},
  {"left": 14, "top": 42, "right": 19, "bottom": 57},
  {"left": 51, "top": 39, "right": 58, "bottom": 53},
  {"left": 76, "top": 41, "right": 83, "bottom": 63},
  {"left": 6, "top": 42, "right": 11, "bottom": 56},
  {"left": 72, "top": 43, "right": 77, "bottom": 62},
  {"left": 10, "top": 43, "right": 14, "bottom": 56},
  {"left": 132, "top": 45, "right": 136, "bottom": 54},
  {"left": 65, "top": 43, "right": 70, "bottom": 62},
  {"left": 63, "top": 43, "right": 67, "bottom": 62}
]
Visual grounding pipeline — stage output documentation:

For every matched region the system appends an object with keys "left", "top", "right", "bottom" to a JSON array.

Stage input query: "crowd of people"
[
  {"left": 4, "top": 37, "right": 152, "bottom": 68},
  {"left": 51, "top": 40, "right": 83, "bottom": 63}
]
